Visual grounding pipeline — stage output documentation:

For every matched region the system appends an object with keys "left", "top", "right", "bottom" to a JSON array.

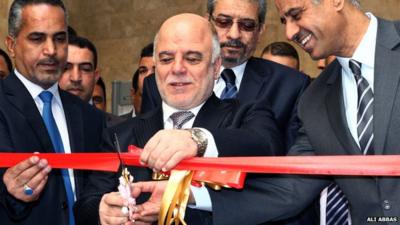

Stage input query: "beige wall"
[{"left": 1, "top": 0, "right": 399, "bottom": 111}]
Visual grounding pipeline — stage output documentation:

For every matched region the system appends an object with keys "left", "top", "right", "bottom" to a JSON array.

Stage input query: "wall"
[{"left": 1, "top": 0, "right": 399, "bottom": 112}]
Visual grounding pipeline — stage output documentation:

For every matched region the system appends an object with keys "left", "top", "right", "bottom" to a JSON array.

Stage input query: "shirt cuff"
[
  {"left": 198, "top": 128, "right": 218, "bottom": 157},
  {"left": 188, "top": 185, "right": 213, "bottom": 211}
]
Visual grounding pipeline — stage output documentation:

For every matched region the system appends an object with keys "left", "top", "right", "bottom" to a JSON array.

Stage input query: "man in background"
[
  {"left": 59, "top": 35, "right": 99, "bottom": 104},
  {"left": 122, "top": 43, "right": 154, "bottom": 118},
  {"left": 92, "top": 76, "right": 107, "bottom": 111},
  {"left": 0, "top": 48, "right": 13, "bottom": 79},
  {"left": 261, "top": 41, "right": 300, "bottom": 70}
]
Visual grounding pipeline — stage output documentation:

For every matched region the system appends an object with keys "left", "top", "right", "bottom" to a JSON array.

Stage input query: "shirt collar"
[
  {"left": 216, "top": 61, "right": 248, "bottom": 86},
  {"left": 337, "top": 12, "right": 377, "bottom": 73},
  {"left": 162, "top": 101, "right": 205, "bottom": 124},
  {"left": 14, "top": 69, "right": 62, "bottom": 106}
]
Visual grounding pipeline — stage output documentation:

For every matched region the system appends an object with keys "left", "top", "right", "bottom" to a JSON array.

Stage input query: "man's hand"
[
  {"left": 140, "top": 130, "right": 197, "bottom": 172},
  {"left": 3, "top": 156, "right": 51, "bottom": 202},
  {"left": 130, "top": 181, "right": 168, "bottom": 223},
  {"left": 99, "top": 192, "right": 133, "bottom": 225}
]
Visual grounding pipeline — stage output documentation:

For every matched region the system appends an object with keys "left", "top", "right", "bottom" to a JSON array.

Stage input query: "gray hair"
[
  {"left": 207, "top": 0, "right": 267, "bottom": 25},
  {"left": 312, "top": 0, "right": 360, "bottom": 8},
  {"left": 8, "top": 0, "right": 67, "bottom": 38},
  {"left": 153, "top": 23, "right": 221, "bottom": 64}
]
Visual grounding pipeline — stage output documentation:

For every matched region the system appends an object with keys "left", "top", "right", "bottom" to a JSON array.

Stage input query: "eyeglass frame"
[{"left": 209, "top": 14, "right": 261, "bottom": 32}]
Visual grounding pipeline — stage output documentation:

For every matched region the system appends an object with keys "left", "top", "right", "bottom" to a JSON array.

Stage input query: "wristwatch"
[{"left": 187, "top": 128, "right": 208, "bottom": 157}]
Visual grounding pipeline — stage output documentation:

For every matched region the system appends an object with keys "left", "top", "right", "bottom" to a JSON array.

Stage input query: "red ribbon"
[{"left": 2, "top": 146, "right": 400, "bottom": 189}]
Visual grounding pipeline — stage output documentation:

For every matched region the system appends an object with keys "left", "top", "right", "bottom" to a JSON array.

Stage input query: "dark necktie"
[
  {"left": 39, "top": 91, "right": 75, "bottom": 225},
  {"left": 220, "top": 68, "right": 237, "bottom": 100},
  {"left": 324, "top": 60, "right": 373, "bottom": 225},
  {"left": 170, "top": 111, "right": 195, "bottom": 129},
  {"left": 326, "top": 183, "right": 350, "bottom": 225},
  {"left": 349, "top": 59, "right": 374, "bottom": 154}
]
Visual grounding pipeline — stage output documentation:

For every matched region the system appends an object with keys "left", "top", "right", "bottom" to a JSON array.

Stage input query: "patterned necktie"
[
  {"left": 170, "top": 111, "right": 194, "bottom": 129},
  {"left": 220, "top": 68, "right": 237, "bottom": 99},
  {"left": 39, "top": 91, "right": 75, "bottom": 225},
  {"left": 349, "top": 59, "right": 374, "bottom": 155},
  {"left": 326, "top": 183, "right": 350, "bottom": 225}
]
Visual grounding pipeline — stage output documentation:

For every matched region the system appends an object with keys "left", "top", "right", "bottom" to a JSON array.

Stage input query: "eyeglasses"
[{"left": 210, "top": 15, "right": 259, "bottom": 32}]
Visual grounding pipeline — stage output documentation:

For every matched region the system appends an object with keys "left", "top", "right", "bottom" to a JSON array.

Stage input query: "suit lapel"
[
  {"left": 134, "top": 107, "right": 164, "bottom": 147},
  {"left": 237, "top": 58, "right": 265, "bottom": 102},
  {"left": 193, "top": 94, "right": 231, "bottom": 129},
  {"left": 325, "top": 62, "right": 360, "bottom": 154},
  {"left": 373, "top": 19, "right": 400, "bottom": 155},
  {"left": 3, "top": 73, "right": 53, "bottom": 152}
]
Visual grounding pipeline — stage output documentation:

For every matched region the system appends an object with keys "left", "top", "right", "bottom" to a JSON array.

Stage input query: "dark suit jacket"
[
  {"left": 0, "top": 73, "right": 106, "bottom": 225},
  {"left": 141, "top": 57, "right": 310, "bottom": 152},
  {"left": 206, "top": 18, "right": 400, "bottom": 225},
  {"left": 74, "top": 94, "right": 283, "bottom": 225}
]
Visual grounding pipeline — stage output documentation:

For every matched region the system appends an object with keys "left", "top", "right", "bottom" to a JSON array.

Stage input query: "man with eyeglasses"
[{"left": 141, "top": 0, "right": 310, "bottom": 153}]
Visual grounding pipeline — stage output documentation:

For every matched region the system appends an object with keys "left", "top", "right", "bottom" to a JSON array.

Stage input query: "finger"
[
  {"left": 141, "top": 132, "right": 161, "bottom": 165},
  {"left": 147, "top": 140, "right": 168, "bottom": 170},
  {"left": 103, "top": 192, "right": 127, "bottom": 207},
  {"left": 160, "top": 149, "right": 188, "bottom": 172},
  {"left": 25, "top": 165, "right": 51, "bottom": 190},
  {"left": 130, "top": 181, "right": 156, "bottom": 195},
  {"left": 4, "top": 156, "right": 39, "bottom": 181},
  {"left": 30, "top": 175, "right": 48, "bottom": 200},
  {"left": 15, "top": 159, "right": 49, "bottom": 187},
  {"left": 102, "top": 214, "right": 129, "bottom": 225}
]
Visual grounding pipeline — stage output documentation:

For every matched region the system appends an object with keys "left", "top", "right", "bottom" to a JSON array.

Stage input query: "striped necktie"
[
  {"left": 349, "top": 59, "right": 374, "bottom": 154},
  {"left": 220, "top": 68, "right": 237, "bottom": 100}
]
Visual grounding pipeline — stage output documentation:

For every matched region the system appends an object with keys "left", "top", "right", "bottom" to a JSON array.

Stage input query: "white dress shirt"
[
  {"left": 319, "top": 12, "right": 377, "bottom": 225},
  {"left": 162, "top": 101, "right": 219, "bottom": 210},
  {"left": 15, "top": 70, "right": 76, "bottom": 200}
]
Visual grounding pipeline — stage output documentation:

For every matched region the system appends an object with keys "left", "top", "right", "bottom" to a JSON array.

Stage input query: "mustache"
[
  {"left": 220, "top": 39, "right": 245, "bottom": 48},
  {"left": 37, "top": 57, "right": 60, "bottom": 66}
]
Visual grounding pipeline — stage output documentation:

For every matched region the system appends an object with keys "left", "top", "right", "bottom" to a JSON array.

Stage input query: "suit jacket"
[
  {"left": 206, "top": 18, "right": 400, "bottom": 225},
  {"left": 0, "top": 73, "right": 106, "bottom": 225},
  {"left": 74, "top": 94, "right": 283, "bottom": 225},
  {"left": 141, "top": 57, "right": 310, "bottom": 152}
]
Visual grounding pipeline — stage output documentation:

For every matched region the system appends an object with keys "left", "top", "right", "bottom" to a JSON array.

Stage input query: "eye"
[
  {"left": 159, "top": 57, "right": 173, "bottom": 64},
  {"left": 64, "top": 63, "right": 72, "bottom": 71},
  {"left": 213, "top": 17, "right": 233, "bottom": 28},
  {"left": 138, "top": 67, "right": 148, "bottom": 75},
  {"left": 289, "top": 8, "right": 303, "bottom": 21},
  {"left": 54, "top": 33, "right": 67, "bottom": 43},
  {"left": 238, "top": 19, "right": 257, "bottom": 32},
  {"left": 79, "top": 64, "right": 94, "bottom": 72},
  {"left": 28, "top": 34, "right": 45, "bottom": 43}
]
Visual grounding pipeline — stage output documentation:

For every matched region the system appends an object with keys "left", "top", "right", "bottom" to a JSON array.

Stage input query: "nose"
[
  {"left": 70, "top": 66, "right": 82, "bottom": 82},
  {"left": 285, "top": 20, "right": 300, "bottom": 42},
  {"left": 43, "top": 39, "right": 56, "bottom": 56},
  {"left": 226, "top": 22, "right": 241, "bottom": 40},
  {"left": 172, "top": 58, "right": 186, "bottom": 75}
]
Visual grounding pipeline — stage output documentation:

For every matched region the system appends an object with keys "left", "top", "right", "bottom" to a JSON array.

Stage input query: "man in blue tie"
[{"left": 0, "top": 1, "right": 106, "bottom": 225}]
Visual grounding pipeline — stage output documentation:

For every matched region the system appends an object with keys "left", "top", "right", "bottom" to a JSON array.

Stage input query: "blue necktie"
[
  {"left": 220, "top": 69, "right": 237, "bottom": 99},
  {"left": 39, "top": 91, "right": 75, "bottom": 225}
]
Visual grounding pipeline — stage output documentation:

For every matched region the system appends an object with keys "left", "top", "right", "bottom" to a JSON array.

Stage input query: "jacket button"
[
  {"left": 382, "top": 200, "right": 391, "bottom": 210},
  {"left": 61, "top": 201, "right": 68, "bottom": 209}
]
